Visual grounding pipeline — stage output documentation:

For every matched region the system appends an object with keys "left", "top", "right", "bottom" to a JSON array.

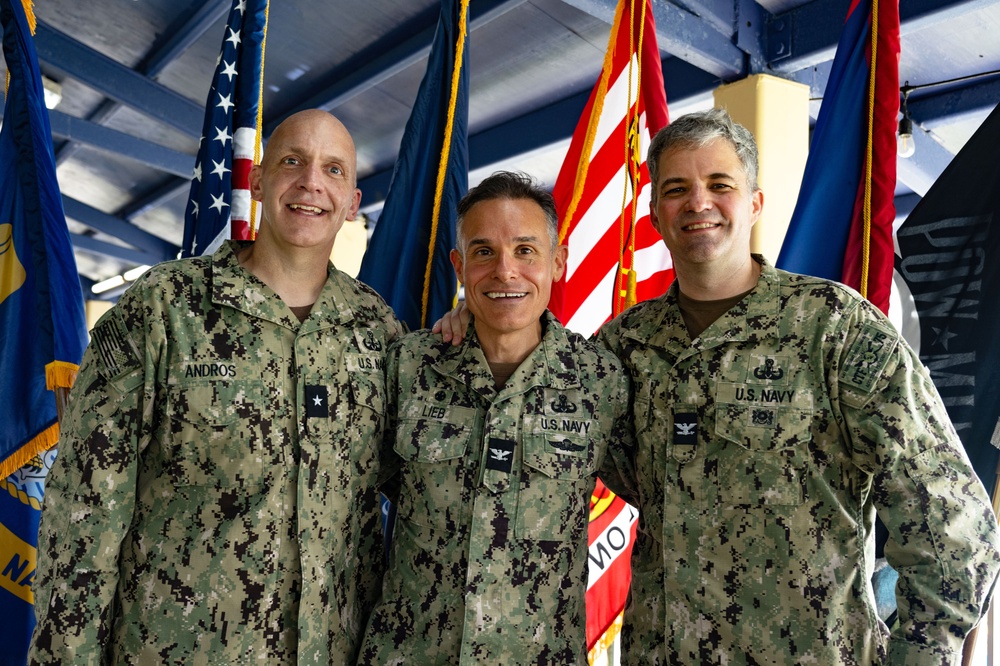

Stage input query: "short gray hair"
[
  {"left": 455, "top": 171, "right": 558, "bottom": 253},
  {"left": 646, "top": 108, "right": 759, "bottom": 201}
]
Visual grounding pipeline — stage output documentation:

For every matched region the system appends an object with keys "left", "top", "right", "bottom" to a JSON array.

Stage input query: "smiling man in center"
[{"left": 359, "top": 171, "right": 632, "bottom": 664}]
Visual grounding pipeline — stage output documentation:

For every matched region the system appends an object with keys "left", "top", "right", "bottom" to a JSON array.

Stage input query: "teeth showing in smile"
[
  {"left": 684, "top": 222, "right": 717, "bottom": 230},
  {"left": 289, "top": 204, "right": 323, "bottom": 214},
  {"left": 486, "top": 292, "right": 527, "bottom": 299}
]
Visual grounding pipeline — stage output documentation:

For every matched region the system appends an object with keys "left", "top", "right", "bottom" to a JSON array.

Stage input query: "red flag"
[
  {"left": 550, "top": 0, "right": 671, "bottom": 337},
  {"left": 841, "top": 0, "right": 899, "bottom": 313},
  {"left": 550, "top": 1, "right": 669, "bottom": 651},
  {"left": 586, "top": 478, "right": 638, "bottom": 651}
]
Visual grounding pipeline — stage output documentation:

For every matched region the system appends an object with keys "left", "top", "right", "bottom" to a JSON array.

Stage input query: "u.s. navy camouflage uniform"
[
  {"left": 30, "top": 240, "right": 402, "bottom": 665},
  {"left": 359, "top": 311, "right": 630, "bottom": 665},
  {"left": 598, "top": 256, "right": 1000, "bottom": 666}
]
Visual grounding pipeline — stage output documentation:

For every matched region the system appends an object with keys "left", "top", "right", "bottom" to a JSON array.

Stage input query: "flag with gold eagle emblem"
[{"left": 0, "top": 0, "right": 87, "bottom": 660}]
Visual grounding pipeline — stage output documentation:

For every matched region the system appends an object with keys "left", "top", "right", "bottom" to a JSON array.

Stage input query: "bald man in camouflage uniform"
[
  {"left": 597, "top": 109, "right": 1000, "bottom": 664},
  {"left": 29, "top": 110, "right": 401, "bottom": 664},
  {"left": 359, "top": 172, "right": 630, "bottom": 664}
]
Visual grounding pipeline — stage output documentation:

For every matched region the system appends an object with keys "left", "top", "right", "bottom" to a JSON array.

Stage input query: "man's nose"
[
  {"left": 297, "top": 163, "right": 323, "bottom": 191},
  {"left": 492, "top": 252, "right": 517, "bottom": 280},
  {"left": 685, "top": 183, "right": 713, "bottom": 212}
]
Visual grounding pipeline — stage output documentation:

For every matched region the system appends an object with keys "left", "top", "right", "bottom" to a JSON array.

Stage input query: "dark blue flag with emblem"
[
  {"left": 181, "top": 0, "right": 268, "bottom": 257},
  {"left": 895, "top": 102, "right": 1000, "bottom": 500},
  {"left": 0, "top": 0, "right": 87, "bottom": 659},
  {"left": 357, "top": 0, "right": 469, "bottom": 331}
]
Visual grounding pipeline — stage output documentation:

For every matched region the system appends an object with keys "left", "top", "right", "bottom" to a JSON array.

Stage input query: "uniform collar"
[
  {"left": 209, "top": 240, "right": 358, "bottom": 331},
  {"left": 624, "top": 254, "right": 780, "bottom": 357},
  {"left": 432, "top": 310, "right": 583, "bottom": 399}
]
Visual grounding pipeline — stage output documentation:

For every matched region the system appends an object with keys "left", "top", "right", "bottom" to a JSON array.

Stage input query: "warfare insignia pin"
[
  {"left": 752, "top": 358, "right": 784, "bottom": 380},
  {"left": 549, "top": 438, "right": 586, "bottom": 453},
  {"left": 751, "top": 408, "right": 775, "bottom": 427},
  {"left": 305, "top": 385, "right": 328, "bottom": 418},
  {"left": 550, "top": 394, "right": 578, "bottom": 414},
  {"left": 363, "top": 330, "right": 383, "bottom": 352}
]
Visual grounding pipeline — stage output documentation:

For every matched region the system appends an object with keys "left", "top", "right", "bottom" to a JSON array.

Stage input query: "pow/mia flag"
[{"left": 895, "top": 102, "right": 1000, "bottom": 497}]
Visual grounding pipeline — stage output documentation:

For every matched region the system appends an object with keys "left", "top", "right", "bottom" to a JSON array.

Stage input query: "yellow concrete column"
[
  {"left": 331, "top": 217, "right": 369, "bottom": 278},
  {"left": 85, "top": 299, "right": 113, "bottom": 332},
  {"left": 714, "top": 74, "right": 810, "bottom": 263}
]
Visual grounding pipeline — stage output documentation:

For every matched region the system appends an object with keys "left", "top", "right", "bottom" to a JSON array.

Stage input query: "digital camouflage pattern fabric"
[
  {"left": 598, "top": 257, "right": 1000, "bottom": 666},
  {"left": 360, "top": 311, "right": 631, "bottom": 665},
  {"left": 29, "top": 240, "right": 402, "bottom": 665}
]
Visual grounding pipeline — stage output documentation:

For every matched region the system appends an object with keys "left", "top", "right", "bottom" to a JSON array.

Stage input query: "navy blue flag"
[
  {"left": 0, "top": 0, "right": 87, "bottom": 659},
  {"left": 895, "top": 103, "right": 1000, "bottom": 499},
  {"left": 181, "top": 0, "right": 268, "bottom": 257},
  {"left": 357, "top": 0, "right": 469, "bottom": 331}
]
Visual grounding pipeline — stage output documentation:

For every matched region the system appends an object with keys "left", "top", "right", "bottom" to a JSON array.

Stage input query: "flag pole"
[{"left": 963, "top": 454, "right": 1000, "bottom": 665}]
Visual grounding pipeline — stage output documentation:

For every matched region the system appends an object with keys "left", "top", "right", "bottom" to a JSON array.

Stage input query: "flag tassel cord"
[
  {"left": 615, "top": 0, "right": 647, "bottom": 316},
  {"left": 421, "top": 0, "right": 470, "bottom": 329},
  {"left": 557, "top": 1, "right": 626, "bottom": 246},
  {"left": 860, "top": 0, "right": 880, "bottom": 298},
  {"left": 248, "top": 1, "right": 270, "bottom": 239}
]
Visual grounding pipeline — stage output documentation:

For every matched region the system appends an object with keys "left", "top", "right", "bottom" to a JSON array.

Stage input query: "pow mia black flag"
[{"left": 895, "top": 102, "right": 1000, "bottom": 496}]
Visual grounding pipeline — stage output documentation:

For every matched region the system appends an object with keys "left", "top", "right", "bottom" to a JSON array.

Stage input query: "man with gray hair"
[
  {"left": 360, "top": 171, "right": 631, "bottom": 664},
  {"left": 597, "top": 107, "right": 1000, "bottom": 664}
]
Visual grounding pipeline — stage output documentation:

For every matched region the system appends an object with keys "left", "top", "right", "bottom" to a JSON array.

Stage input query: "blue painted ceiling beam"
[
  {"left": 62, "top": 197, "right": 179, "bottom": 261},
  {"left": 45, "top": 109, "right": 193, "bottom": 178},
  {"left": 55, "top": 0, "right": 228, "bottom": 166},
  {"left": 140, "top": 0, "right": 231, "bottom": 77},
  {"left": 71, "top": 233, "right": 165, "bottom": 266},
  {"left": 267, "top": 0, "right": 530, "bottom": 133},
  {"left": 358, "top": 56, "right": 719, "bottom": 200},
  {"left": 560, "top": 0, "right": 746, "bottom": 79},
  {"left": 33, "top": 21, "right": 203, "bottom": 137},
  {"left": 907, "top": 76, "right": 1000, "bottom": 128},
  {"left": 768, "top": 0, "right": 1000, "bottom": 72}
]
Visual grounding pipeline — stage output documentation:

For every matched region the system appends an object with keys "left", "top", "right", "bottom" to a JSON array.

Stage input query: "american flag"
[
  {"left": 547, "top": 0, "right": 671, "bottom": 656},
  {"left": 182, "top": 0, "right": 269, "bottom": 258},
  {"left": 549, "top": 0, "right": 671, "bottom": 338}
]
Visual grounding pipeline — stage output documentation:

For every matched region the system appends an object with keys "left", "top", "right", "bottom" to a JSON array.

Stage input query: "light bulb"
[{"left": 897, "top": 115, "right": 915, "bottom": 158}]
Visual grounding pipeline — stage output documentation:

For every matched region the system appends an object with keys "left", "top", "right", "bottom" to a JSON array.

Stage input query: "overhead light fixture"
[
  {"left": 41, "top": 75, "right": 62, "bottom": 110},
  {"left": 897, "top": 85, "right": 915, "bottom": 159},
  {"left": 91, "top": 274, "right": 125, "bottom": 295},
  {"left": 123, "top": 264, "right": 151, "bottom": 281},
  {"left": 91, "top": 265, "right": 151, "bottom": 295}
]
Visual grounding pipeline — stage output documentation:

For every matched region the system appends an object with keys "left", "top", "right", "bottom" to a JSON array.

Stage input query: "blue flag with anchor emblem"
[{"left": 0, "top": 0, "right": 87, "bottom": 660}]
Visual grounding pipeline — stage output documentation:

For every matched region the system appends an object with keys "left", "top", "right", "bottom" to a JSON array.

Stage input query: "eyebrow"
[
  {"left": 659, "top": 172, "right": 738, "bottom": 186},
  {"left": 467, "top": 235, "right": 540, "bottom": 246}
]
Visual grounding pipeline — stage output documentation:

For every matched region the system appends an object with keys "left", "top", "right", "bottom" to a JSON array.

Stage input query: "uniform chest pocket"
[
  {"left": 715, "top": 400, "right": 812, "bottom": 506},
  {"left": 515, "top": 432, "right": 596, "bottom": 542},
  {"left": 162, "top": 380, "right": 265, "bottom": 488},
  {"left": 393, "top": 401, "right": 477, "bottom": 531}
]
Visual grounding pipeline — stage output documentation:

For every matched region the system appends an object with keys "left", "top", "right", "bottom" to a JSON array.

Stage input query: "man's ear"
[
  {"left": 648, "top": 199, "right": 663, "bottom": 236},
  {"left": 346, "top": 188, "right": 362, "bottom": 221},
  {"left": 552, "top": 244, "right": 569, "bottom": 282},
  {"left": 750, "top": 188, "right": 764, "bottom": 227},
  {"left": 249, "top": 164, "right": 263, "bottom": 202},
  {"left": 450, "top": 248, "right": 464, "bottom": 284}
]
